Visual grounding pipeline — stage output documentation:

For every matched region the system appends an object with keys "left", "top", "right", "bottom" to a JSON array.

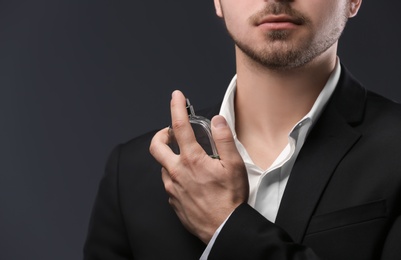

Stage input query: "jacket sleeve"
[
  {"left": 208, "top": 203, "right": 320, "bottom": 260},
  {"left": 381, "top": 215, "right": 401, "bottom": 259},
  {"left": 83, "top": 145, "right": 133, "bottom": 260},
  {"left": 208, "top": 203, "right": 401, "bottom": 260}
]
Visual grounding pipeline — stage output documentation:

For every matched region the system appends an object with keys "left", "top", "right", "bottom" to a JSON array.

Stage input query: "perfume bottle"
[{"left": 169, "top": 99, "right": 219, "bottom": 159}]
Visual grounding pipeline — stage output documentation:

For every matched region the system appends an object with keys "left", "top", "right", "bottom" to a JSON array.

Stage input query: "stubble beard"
[{"left": 223, "top": 3, "right": 349, "bottom": 71}]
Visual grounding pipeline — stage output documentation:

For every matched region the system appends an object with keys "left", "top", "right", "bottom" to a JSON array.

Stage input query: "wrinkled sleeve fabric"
[
  {"left": 208, "top": 203, "right": 320, "bottom": 260},
  {"left": 208, "top": 203, "right": 401, "bottom": 260},
  {"left": 83, "top": 145, "right": 133, "bottom": 260},
  {"left": 381, "top": 215, "right": 401, "bottom": 260}
]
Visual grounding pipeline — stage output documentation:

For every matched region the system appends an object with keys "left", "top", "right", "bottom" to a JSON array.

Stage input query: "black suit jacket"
[{"left": 84, "top": 66, "right": 401, "bottom": 260}]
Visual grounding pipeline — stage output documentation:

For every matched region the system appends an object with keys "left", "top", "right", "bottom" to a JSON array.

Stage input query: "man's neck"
[{"left": 234, "top": 45, "right": 338, "bottom": 169}]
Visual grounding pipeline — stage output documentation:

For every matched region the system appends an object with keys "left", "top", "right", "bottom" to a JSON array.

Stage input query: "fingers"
[
  {"left": 161, "top": 167, "right": 174, "bottom": 195},
  {"left": 211, "top": 115, "right": 242, "bottom": 164},
  {"left": 149, "top": 127, "right": 178, "bottom": 167},
  {"left": 162, "top": 167, "right": 179, "bottom": 211},
  {"left": 150, "top": 90, "right": 192, "bottom": 168},
  {"left": 151, "top": 90, "right": 208, "bottom": 179},
  {"left": 170, "top": 90, "right": 200, "bottom": 155}
]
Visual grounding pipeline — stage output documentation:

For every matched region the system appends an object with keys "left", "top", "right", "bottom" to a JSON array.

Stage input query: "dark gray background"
[{"left": 0, "top": 1, "right": 400, "bottom": 259}]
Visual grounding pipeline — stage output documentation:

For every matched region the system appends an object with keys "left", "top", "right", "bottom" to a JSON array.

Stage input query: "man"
[{"left": 84, "top": 0, "right": 401, "bottom": 259}]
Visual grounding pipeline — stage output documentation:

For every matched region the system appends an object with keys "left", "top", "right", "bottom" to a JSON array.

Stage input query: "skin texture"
[
  {"left": 215, "top": 0, "right": 360, "bottom": 70},
  {"left": 150, "top": 0, "right": 362, "bottom": 244},
  {"left": 150, "top": 90, "right": 248, "bottom": 243}
]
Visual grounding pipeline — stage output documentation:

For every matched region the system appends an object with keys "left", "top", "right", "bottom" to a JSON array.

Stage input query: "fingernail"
[
  {"left": 212, "top": 116, "right": 227, "bottom": 128},
  {"left": 172, "top": 90, "right": 180, "bottom": 98}
]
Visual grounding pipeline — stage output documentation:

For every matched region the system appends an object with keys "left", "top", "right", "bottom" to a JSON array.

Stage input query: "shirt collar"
[{"left": 219, "top": 59, "right": 342, "bottom": 139}]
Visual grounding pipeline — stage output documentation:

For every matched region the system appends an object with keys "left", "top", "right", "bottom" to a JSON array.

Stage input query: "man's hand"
[{"left": 149, "top": 90, "right": 249, "bottom": 244}]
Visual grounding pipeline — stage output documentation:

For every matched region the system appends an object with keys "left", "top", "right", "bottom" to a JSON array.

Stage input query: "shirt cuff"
[{"left": 199, "top": 212, "right": 233, "bottom": 260}]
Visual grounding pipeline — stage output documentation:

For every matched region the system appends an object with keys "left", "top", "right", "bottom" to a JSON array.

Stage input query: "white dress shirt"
[{"left": 200, "top": 60, "right": 341, "bottom": 259}]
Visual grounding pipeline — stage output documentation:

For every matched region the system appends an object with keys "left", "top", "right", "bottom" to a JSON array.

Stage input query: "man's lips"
[{"left": 256, "top": 15, "right": 303, "bottom": 28}]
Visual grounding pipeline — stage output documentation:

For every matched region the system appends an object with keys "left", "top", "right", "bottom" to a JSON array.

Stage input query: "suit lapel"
[
  {"left": 275, "top": 66, "right": 367, "bottom": 242},
  {"left": 197, "top": 67, "right": 368, "bottom": 243}
]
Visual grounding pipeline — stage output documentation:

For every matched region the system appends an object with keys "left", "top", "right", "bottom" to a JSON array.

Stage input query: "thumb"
[{"left": 211, "top": 115, "right": 240, "bottom": 161}]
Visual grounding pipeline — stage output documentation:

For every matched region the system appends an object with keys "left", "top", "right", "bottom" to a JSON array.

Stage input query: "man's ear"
[
  {"left": 214, "top": 0, "right": 223, "bottom": 18},
  {"left": 349, "top": 0, "right": 362, "bottom": 18}
]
